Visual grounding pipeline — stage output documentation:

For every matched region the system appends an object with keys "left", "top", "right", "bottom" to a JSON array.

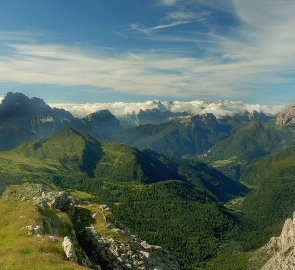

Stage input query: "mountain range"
[
  {"left": 0, "top": 92, "right": 295, "bottom": 270},
  {"left": 0, "top": 92, "right": 281, "bottom": 157}
]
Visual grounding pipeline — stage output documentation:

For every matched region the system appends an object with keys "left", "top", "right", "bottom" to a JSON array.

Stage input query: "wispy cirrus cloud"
[
  {"left": 0, "top": 42, "right": 238, "bottom": 98},
  {"left": 130, "top": 9, "right": 209, "bottom": 35},
  {"left": 0, "top": 35, "right": 292, "bottom": 102},
  {"left": 130, "top": 20, "right": 193, "bottom": 35}
]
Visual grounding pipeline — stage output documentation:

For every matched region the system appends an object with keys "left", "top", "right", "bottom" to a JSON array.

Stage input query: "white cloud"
[
  {"left": 0, "top": 35, "right": 293, "bottom": 102},
  {"left": 0, "top": 42, "right": 241, "bottom": 98},
  {"left": 50, "top": 99, "right": 283, "bottom": 118},
  {"left": 167, "top": 10, "right": 208, "bottom": 21},
  {"left": 158, "top": 0, "right": 178, "bottom": 6},
  {"left": 130, "top": 8, "right": 209, "bottom": 34},
  {"left": 0, "top": 1, "right": 295, "bottom": 102},
  {"left": 130, "top": 20, "right": 194, "bottom": 34}
]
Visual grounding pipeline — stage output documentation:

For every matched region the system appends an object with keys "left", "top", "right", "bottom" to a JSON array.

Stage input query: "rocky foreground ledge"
[
  {"left": 258, "top": 212, "right": 295, "bottom": 270},
  {"left": 3, "top": 183, "right": 180, "bottom": 270}
]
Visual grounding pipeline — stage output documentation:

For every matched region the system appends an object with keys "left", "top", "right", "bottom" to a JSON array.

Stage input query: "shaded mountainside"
[
  {"left": 113, "top": 113, "right": 232, "bottom": 157},
  {"left": 81, "top": 110, "right": 122, "bottom": 139},
  {"left": 112, "top": 111, "right": 276, "bottom": 158},
  {"left": 175, "top": 158, "right": 249, "bottom": 202},
  {"left": 0, "top": 125, "right": 37, "bottom": 150},
  {"left": 207, "top": 120, "right": 295, "bottom": 162},
  {"left": 0, "top": 92, "right": 78, "bottom": 137}
]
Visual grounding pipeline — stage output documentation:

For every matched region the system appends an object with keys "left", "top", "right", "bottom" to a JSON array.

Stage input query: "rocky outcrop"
[
  {"left": 34, "top": 190, "right": 76, "bottom": 216},
  {"left": 276, "top": 105, "right": 295, "bottom": 126},
  {"left": 83, "top": 226, "right": 180, "bottom": 270},
  {"left": 63, "top": 236, "right": 78, "bottom": 262},
  {"left": 260, "top": 212, "right": 295, "bottom": 269},
  {"left": 6, "top": 184, "right": 180, "bottom": 270}
]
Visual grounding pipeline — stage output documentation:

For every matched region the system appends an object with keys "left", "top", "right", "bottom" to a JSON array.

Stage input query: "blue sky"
[{"left": 0, "top": 0, "right": 294, "bottom": 104}]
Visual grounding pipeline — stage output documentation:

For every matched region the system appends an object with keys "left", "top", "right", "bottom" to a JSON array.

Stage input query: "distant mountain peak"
[
  {"left": 0, "top": 92, "right": 49, "bottom": 116},
  {"left": 3, "top": 92, "right": 46, "bottom": 106},
  {"left": 86, "top": 109, "right": 117, "bottom": 121},
  {"left": 276, "top": 105, "right": 295, "bottom": 126}
]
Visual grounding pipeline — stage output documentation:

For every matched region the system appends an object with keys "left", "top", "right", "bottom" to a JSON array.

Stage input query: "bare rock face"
[
  {"left": 276, "top": 105, "right": 295, "bottom": 126},
  {"left": 62, "top": 236, "right": 78, "bottom": 262},
  {"left": 83, "top": 226, "right": 180, "bottom": 270},
  {"left": 33, "top": 191, "right": 76, "bottom": 216},
  {"left": 260, "top": 212, "right": 295, "bottom": 269}
]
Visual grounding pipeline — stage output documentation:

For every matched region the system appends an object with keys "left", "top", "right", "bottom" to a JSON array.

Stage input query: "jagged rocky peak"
[
  {"left": 0, "top": 92, "right": 49, "bottom": 117},
  {"left": 259, "top": 211, "right": 295, "bottom": 269},
  {"left": 0, "top": 92, "right": 78, "bottom": 138},
  {"left": 189, "top": 113, "right": 217, "bottom": 129},
  {"left": 235, "top": 110, "right": 268, "bottom": 122},
  {"left": 0, "top": 92, "right": 74, "bottom": 122},
  {"left": 276, "top": 105, "right": 295, "bottom": 126},
  {"left": 83, "top": 109, "right": 122, "bottom": 139}
]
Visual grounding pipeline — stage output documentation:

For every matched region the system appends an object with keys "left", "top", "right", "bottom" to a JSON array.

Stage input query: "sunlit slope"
[{"left": 0, "top": 185, "right": 89, "bottom": 270}]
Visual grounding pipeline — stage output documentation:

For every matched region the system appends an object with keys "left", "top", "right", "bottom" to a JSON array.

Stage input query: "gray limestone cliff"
[{"left": 259, "top": 212, "right": 295, "bottom": 270}]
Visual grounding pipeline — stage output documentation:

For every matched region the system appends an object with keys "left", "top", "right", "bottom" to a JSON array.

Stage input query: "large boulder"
[
  {"left": 33, "top": 191, "right": 76, "bottom": 216},
  {"left": 62, "top": 236, "right": 78, "bottom": 262}
]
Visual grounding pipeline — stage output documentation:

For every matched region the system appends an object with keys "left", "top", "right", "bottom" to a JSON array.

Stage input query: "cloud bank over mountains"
[
  {"left": 0, "top": 94, "right": 285, "bottom": 118},
  {"left": 50, "top": 100, "right": 283, "bottom": 118}
]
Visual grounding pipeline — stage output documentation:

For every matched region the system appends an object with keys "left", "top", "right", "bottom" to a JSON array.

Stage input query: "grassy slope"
[{"left": 0, "top": 187, "right": 89, "bottom": 270}]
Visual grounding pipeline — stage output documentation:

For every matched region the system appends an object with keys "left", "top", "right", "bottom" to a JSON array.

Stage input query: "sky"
[{"left": 0, "top": 0, "right": 294, "bottom": 105}]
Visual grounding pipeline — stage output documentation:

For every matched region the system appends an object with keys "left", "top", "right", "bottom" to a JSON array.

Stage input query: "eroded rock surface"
[
  {"left": 260, "top": 212, "right": 295, "bottom": 270},
  {"left": 63, "top": 236, "right": 78, "bottom": 262},
  {"left": 83, "top": 225, "right": 180, "bottom": 270}
]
